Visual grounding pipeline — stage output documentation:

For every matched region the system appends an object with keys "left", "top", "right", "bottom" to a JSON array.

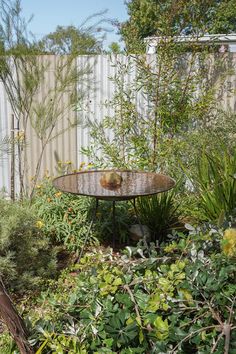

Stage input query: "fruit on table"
[{"left": 100, "top": 171, "right": 123, "bottom": 188}]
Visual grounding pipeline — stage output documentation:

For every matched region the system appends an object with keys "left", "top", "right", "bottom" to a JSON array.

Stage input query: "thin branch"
[
  {"left": 170, "top": 325, "right": 220, "bottom": 353},
  {"left": 211, "top": 331, "right": 224, "bottom": 353},
  {"left": 123, "top": 284, "right": 142, "bottom": 327}
]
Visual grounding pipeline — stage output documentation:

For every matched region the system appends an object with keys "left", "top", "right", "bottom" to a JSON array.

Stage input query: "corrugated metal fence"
[
  {"left": 0, "top": 81, "right": 11, "bottom": 195},
  {"left": 0, "top": 54, "right": 236, "bottom": 196}
]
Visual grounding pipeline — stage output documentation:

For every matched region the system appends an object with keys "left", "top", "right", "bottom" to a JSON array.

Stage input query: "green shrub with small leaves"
[
  {"left": 32, "top": 178, "right": 97, "bottom": 251},
  {"left": 0, "top": 199, "right": 57, "bottom": 292}
]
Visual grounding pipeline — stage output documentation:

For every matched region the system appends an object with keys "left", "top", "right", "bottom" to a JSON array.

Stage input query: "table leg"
[
  {"left": 132, "top": 198, "right": 149, "bottom": 251},
  {"left": 112, "top": 200, "right": 116, "bottom": 248},
  {"left": 74, "top": 198, "right": 99, "bottom": 264}
]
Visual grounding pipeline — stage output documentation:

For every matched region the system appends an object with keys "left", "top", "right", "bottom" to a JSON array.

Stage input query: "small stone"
[{"left": 129, "top": 224, "right": 151, "bottom": 241}]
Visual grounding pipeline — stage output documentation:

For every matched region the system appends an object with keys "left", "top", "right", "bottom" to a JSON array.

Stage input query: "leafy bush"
[
  {"left": 0, "top": 199, "right": 57, "bottom": 291},
  {"left": 2, "top": 222, "right": 233, "bottom": 353},
  {"left": 32, "top": 178, "right": 97, "bottom": 251}
]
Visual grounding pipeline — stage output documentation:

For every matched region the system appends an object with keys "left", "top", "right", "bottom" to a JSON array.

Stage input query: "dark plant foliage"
[{"left": 0, "top": 199, "right": 57, "bottom": 292}]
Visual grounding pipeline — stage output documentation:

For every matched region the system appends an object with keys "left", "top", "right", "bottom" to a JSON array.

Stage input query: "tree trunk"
[{"left": 0, "top": 279, "right": 34, "bottom": 354}]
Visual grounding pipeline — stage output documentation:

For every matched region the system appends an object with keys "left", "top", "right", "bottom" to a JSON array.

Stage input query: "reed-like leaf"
[
  {"left": 195, "top": 146, "right": 236, "bottom": 221},
  {"left": 137, "top": 185, "right": 179, "bottom": 242}
]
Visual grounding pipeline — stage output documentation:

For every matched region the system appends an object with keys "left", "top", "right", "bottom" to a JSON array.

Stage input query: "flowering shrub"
[{"left": 32, "top": 178, "right": 96, "bottom": 251}]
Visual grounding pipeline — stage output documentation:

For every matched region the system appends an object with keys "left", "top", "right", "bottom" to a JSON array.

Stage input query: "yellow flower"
[
  {"left": 36, "top": 220, "right": 44, "bottom": 229},
  {"left": 164, "top": 242, "right": 177, "bottom": 253},
  {"left": 87, "top": 162, "right": 94, "bottom": 169},
  {"left": 15, "top": 130, "right": 25, "bottom": 142},
  {"left": 222, "top": 228, "right": 236, "bottom": 257},
  {"left": 79, "top": 162, "right": 86, "bottom": 168},
  {"left": 55, "top": 192, "right": 62, "bottom": 197}
]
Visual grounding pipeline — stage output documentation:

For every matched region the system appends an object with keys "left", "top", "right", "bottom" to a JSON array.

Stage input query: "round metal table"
[{"left": 53, "top": 170, "right": 176, "bottom": 256}]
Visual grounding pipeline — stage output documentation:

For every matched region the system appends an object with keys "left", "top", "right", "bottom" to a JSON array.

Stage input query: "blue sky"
[{"left": 20, "top": 0, "right": 128, "bottom": 48}]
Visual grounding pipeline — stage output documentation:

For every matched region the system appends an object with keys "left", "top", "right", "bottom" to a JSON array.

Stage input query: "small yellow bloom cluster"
[
  {"left": 15, "top": 130, "right": 25, "bottom": 142},
  {"left": 58, "top": 160, "right": 70, "bottom": 165},
  {"left": 43, "top": 170, "right": 51, "bottom": 179},
  {"left": 87, "top": 162, "right": 94, "bottom": 169},
  {"left": 79, "top": 162, "right": 86, "bottom": 169},
  {"left": 73, "top": 161, "right": 94, "bottom": 172},
  {"left": 55, "top": 192, "right": 62, "bottom": 197},
  {"left": 57, "top": 160, "right": 74, "bottom": 174},
  {"left": 222, "top": 228, "right": 236, "bottom": 257},
  {"left": 164, "top": 242, "right": 178, "bottom": 253},
  {"left": 58, "top": 160, "right": 72, "bottom": 166},
  {"left": 36, "top": 220, "right": 44, "bottom": 229}
]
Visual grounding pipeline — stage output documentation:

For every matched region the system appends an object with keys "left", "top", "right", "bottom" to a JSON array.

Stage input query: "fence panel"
[{"left": 24, "top": 55, "right": 78, "bottom": 191}]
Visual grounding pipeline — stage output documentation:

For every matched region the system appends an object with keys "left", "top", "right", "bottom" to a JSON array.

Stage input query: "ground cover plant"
[
  {"left": 1, "top": 222, "right": 235, "bottom": 353},
  {"left": 32, "top": 177, "right": 95, "bottom": 252}
]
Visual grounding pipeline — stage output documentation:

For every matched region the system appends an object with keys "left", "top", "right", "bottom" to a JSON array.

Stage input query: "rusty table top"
[{"left": 53, "top": 170, "right": 176, "bottom": 201}]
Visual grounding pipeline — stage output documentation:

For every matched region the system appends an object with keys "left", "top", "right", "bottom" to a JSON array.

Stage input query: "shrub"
[
  {"left": 0, "top": 199, "right": 57, "bottom": 291},
  {"left": 32, "top": 178, "right": 96, "bottom": 251},
  {"left": 0, "top": 219, "right": 235, "bottom": 352}
]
